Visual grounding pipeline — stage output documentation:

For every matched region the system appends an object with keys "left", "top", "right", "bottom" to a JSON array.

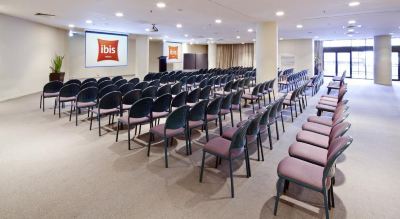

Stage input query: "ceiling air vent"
[{"left": 34, "top": 13, "right": 55, "bottom": 17}]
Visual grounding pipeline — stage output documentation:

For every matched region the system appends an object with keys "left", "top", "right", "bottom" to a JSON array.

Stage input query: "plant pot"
[{"left": 49, "top": 72, "right": 65, "bottom": 82}]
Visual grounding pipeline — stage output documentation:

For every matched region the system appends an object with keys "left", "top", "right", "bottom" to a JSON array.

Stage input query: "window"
[
  {"left": 392, "top": 52, "right": 399, "bottom": 80},
  {"left": 337, "top": 53, "right": 351, "bottom": 76},
  {"left": 392, "top": 38, "right": 400, "bottom": 46},
  {"left": 323, "top": 53, "right": 336, "bottom": 76}
]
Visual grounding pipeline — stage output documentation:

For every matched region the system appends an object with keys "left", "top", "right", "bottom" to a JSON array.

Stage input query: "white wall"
[
  {"left": 149, "top": 41, "right": 163, "bottom": 72},
  {"left": 0, "top": 13, "right": 68, "bottom": 101},
  {"left": 278, "top": 39, "right": 314, "bottom": 75},
  {"left": 67, "top": 34, "right": 136, "bottom": 80}
]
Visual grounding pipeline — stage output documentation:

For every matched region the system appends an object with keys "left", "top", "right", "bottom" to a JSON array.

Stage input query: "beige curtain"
[{"left": 216, "top": 43, "right": 254, "bottom": 68}]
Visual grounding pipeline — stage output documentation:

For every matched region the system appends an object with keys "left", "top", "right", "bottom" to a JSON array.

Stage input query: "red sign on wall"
[
  {"left": 97, "top": 39, "right": 119, "bottom": 62},
  {"left": 168, "top": 46, "right": 178, "bottom": 59}
]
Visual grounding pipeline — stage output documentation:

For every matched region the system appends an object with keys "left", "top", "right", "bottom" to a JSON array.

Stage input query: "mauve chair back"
[
  {"left": 329, "top": 122, "right": 351, "bottom": 144},
  {"left": 324, "top": 136, "right": 353, "bottom": 181}
]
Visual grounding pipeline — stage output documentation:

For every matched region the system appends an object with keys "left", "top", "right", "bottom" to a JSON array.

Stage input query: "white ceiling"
[{"left": 1, "top": 0, "right": 400, "bottom": 43}]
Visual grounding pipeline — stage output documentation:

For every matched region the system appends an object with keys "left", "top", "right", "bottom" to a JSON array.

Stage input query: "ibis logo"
[{"left": 97, "top": 39, "right": 119, "bottom": 62}]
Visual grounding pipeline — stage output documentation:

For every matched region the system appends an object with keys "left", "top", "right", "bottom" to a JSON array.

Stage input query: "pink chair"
[{"left": 274, "top": 136, "right": 353, "bottom": 219}]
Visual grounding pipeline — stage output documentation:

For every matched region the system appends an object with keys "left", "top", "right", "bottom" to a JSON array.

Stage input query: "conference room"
[{"left": 1, "top": 0, "right": 399, "bottom": 218}]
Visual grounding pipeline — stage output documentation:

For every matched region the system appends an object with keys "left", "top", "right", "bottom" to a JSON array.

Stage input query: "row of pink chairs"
[{"left": 274, "top": 83, "right": 352, "bottom": 219}]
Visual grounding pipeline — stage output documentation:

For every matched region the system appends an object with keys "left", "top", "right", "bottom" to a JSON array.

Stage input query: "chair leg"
[
  {"left": 230, "top": 109, "right": 234, "bottom": 127},
  {"left": 239, "top": 106, "right": 242, "bottom": 121},
  {"left": 199, "top": 150, "right": 206, "bottom": 182},
  {"left": 281, "top": 113, "right": 285, "bottom": 132},
  {"left": 229, "top": 157, "right": 234, "bottom": 198},
  {"left": 116, "top": 121, "right": 120, "bottom": 142},
  {"left": 75, "top": 107, "right": 79, "bottom": 126},
  {"left": 218, "top": 115, "right": 223, "bottom": 136},
  {"left": 256, "top": 136, "right": 260, "bottom": 161},
  {"left": 244, "top": 143, "right": 251, "bottom": 177},
  {"left": 294, "top": 102, "right": 298, "bottom": 117},
  {"left": 128, "top": 124, "right": 132, "bottom": 150},
  {"left": 164, "top": 137, "right": 169, "bottom": 168},
  {"left": 268, "top": 125, "right": 273, "bottom": 150},
  {"left": 98, "top": 115, "right": 101, "bottom": 136},
  {"left": 330, "top": 185, "right": 335, "bottom": 208},
  {"left": 290, "top": 105, "right": 294, "bottom": 122},
  {"left": 58, "top": 101, "right": 61, "bottom": 118},
  {"left": 323, "top": 189, "right": 330, "bottom": 219},
  {"left": 275, "top": 120, "right": 279, "bottom": 140},
  {"left": 273, "top": 178, "right": 284, "bottom": 216},
  {"left": 54, "top": 99, "right": 57, "bottom": 115},
  {"left": 273, "top": 89, "right": 276, "bottom": 100},
  {"left": 205, "top": 121, "right": 209, "bottom": 142},
  {"left": 40, "top": 95, "right": 43, "bottom": 109},
  {"left": 69, "top": 102, "right": 73, "bottom": 121},
  {"left": 89, "top": 112, "right": 93, "bottom": 130},
  {"left": 258, "top": 133, "right": 264, "bottom": 161}
]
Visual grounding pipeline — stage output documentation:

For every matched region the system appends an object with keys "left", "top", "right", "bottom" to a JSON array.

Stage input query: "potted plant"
[{"left": 49, "top": 55, "right": 65, "bottom": 82}]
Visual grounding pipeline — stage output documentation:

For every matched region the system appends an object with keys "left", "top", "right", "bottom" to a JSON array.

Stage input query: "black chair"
[
  {"left": 186, "top": 75, "right": 196, "bottom": 90},
  {"left": 148, "top": 105, "right": 190, "bottom": 168},
  {"left": 152, "top": 94, "right": 173, "bottom": 125},
  {"left": 148, "top": 79, "right": 160, "bottom": 87},
  {"left": 156, "top": 84, "right": 171, "bottom": 97},
  {"left": 98, "top": 84, "right": 118, "bottom": 99},
  {"left": 142, "top": 86, "right": 157, "bottom": 99},
  {"left": 220, "top": 93, "right": 234, "bottom": 129},
  {"left": 114, "top": 79, "right": 128, "bottom": 87},
  {"left": 129, "top": 78, "right": 140, "bottom": 86},
  {"left": 81, "top": 81, "right": 97, "bottom": 90},
  {"left": 90, "top": 91, "right": 122, "bottom": 136},
  {"left": 199, "top": 120, "right": 251, "bottom": 198},
  {"left": 214, "top": 80, "right": 233, "bottom": 97},
  {"left": 199, "top": 85, "right": 212, "bottom": 101},
  {"left": 112, "top": 76, "right": 123, "bottom": 83},
  {"left": 121, "top": 89, "right": 141, "bottom": 111},
  {"left": 98, "top": 77, "right": 110, "bottom": 84},
  {"left": 171, "top": 82, "right": 182, "bottom": 97},
  {"left": 72, "top": 87, "right": 98, "bottom": 126},
  {"left": 82, "top": 78, "right": 97, "bottom": 84},
  {"left": 171, "top": 91, "right": 187, "bottom": 111},
  {"left": 119, "top": 83, "right": 135, "bottom": 95},
  {"left": 65, "top": 79, "right": 81, "bottom": 86},
  {"left": 187, "top": 100, "right": 209, "bottom": 150},
  {"left": 98, "top": 80, "right": 113, "bottom": 90},
  {"left": 54, "top": 83, "right": 80, "bottom": 118},
  {"left": 204, "top": 97, "right": 223, "bottom": 141},
  {"left": 40, "top": 81, "right": 63, "bottom": 112},
  {"left": 242, "top": 84, "right": 261, "bottom": 113},
  {"left": 160, "top": 75, "right": 170, "bottom": 85},
  {"left": 198, "top": 78, "right": 208, "bottom": 89},
  {"left": 116, "top": 97, "right": 153, "bottom": 150},
  {"left": 134, "top": 81, "right": 149, "bottom": 90},
  {"left": 143, "top": 74, "right": 154, "bottom": 82},
  {"left": 259, "top": 105, "right": 274, "bottom": 149},
  {"left": 186, "top": 88, "right": 201, "bottom": 107},
  {"left": 231, "top": 90, "right": 244, "bottom": 121}
]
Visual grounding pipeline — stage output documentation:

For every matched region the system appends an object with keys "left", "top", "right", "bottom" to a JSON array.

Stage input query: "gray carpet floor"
[{"left": 0, "top": 78, "right": 399, "bottom": 218}]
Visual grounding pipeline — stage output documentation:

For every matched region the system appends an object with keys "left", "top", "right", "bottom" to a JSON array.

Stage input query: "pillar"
[
  {"left": 208, "top": 43, "right": 217, "bottom": 69},
  {"left": 135, "top": 35, "right": 149, "bottom": 79},
  {"left": 256, "top": 21, "right": 278, "bottom": 83},
  {"left": 374, "top": 35, "right": 392, "bottom": 85}
]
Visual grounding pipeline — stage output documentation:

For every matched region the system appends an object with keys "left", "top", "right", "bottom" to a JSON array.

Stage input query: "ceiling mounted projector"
[{"left": 150, "top": 24, "right": 159, "bottom": 32}]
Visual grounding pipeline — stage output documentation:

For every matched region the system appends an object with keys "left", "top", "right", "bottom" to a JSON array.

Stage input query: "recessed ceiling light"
[
  {"left": 348, "top": 1, "right": 360, "bottom": 7},
  {"left": 215, "top": 19, "right": 222, "bottom": 24},
  {"left": 348, "top": 29, "right": 355, "bottom": 32},
  {"left": 236, "top": 36, "right": 241, "bottom": 39},
  {"left": 85, "top": 20, "right": 93, "bottom": 24},
  {"left": 241, "top": 42, "right": 245, "bottom": 44},
  {"left": 296, "top": 24, "right": 303, "bottom": 29},
  {"left": 68, "top": 30, "right": 74, "bottom": 37},
  {"left": 314, "top": 36, "right": 319, "bottom": 39},
  {"left": 279, "top": 37, "right": 284, "bottom": 40},
  {"left": 176, "top": 23, "right": 182, "bottom": 28},
  {"left": 145, "top": 28, "right": 150, "bottom": 32},
  {"left": 184, "top": 34, "right": 188, "bottom": 37},
  {"left": 276, "top": 11, "right": 285, "bottom": 16},
  {"left": 389, "top": 33, "right": 394, "bottom": 35},
  {"left": 357, "top": 25, "right": 362, "bottom": 28},
  {"left": 348, "top": 34, "right": 354, "bottom": 37},
  {"left": 164, "top": 35, "right": 168, "bottom": 38},
  {"left": 190, "top": 42, "right": 193, "bottom": 45},
  {"left": 115, "top": 12, "right": 124, "bottom": 17},
  {"left": 348, "top": 20, "right": 356, "bottom": 24},
  {"left": 68, "top": 24, "right": 74, "bottom": 28},
  {"left": 208, "top": 38, "right": 213, "bottom": 40},
  {"left": 252, "top": 39, "right": 256, "bottom": 42},
  {"left": 149, "top": 37, "right": 153, "bottom": 40},
  {"left": 248, "top": 28, "right": 253, "bottom": 33},
  {"left": 156, "top": 2, "right": 166, "bottom": 8}
]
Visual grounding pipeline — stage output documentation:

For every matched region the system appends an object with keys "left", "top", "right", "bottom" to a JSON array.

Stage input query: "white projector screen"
[
  {"left": 163, "top": 42, "right": 183, "bottom": 63},
  {"left": 85, "top": 31, "right": 128, "bottom": 67}
]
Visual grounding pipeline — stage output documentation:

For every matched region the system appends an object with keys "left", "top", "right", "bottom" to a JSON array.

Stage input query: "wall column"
[
  {"left": 256, "top": 21, "right": 278, "bottom": 83},
  {"left": 208, "top": 43, "right": 217, "bottom": 69},
  {"left": 374, "top": 35, "right": 392, "bottom": 85},
  {"left": 135, "top": 35, "right": 149, "bottom": 79}
]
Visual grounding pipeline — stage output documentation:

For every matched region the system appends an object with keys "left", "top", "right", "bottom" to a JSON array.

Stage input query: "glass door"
[
  {"left": 392, "top": 52, "right": 399, "bottom": 81},
  {"left": 323, "top": 52, "right": 336, "bottom": 76},
  {"left": 337, "top": 52, "right": 351, "bottom": 77}
]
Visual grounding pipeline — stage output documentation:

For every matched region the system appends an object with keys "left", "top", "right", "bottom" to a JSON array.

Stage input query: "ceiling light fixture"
[
  {"left": 176, "top": 23, "right": 182, "bottom": 28},
  {"left": 156, "top": 2, "right": 166, "bottom": 8},
  {"left": 248, "top": 28, "right": 253, "bottom": 33},
  {"left": 241, "top": 42, "right": 245, "bottom": 44},
  {"left": 184, "top": 34, "right": 189, "bottom": 37},
  {"left": 145, "top": 28, "right": 150, "bottom": 32},
  {"left": 252, "top": 39, "right": 256, "bottom": 42},
  {"left": 68, "top": 30, "right": 74, "bottom": 37},
  {"left": 276, "top": 11, "right": 285, "bottom": 16},
  {"left": 279, "top": 37, "right": 284, "bottom": 40},
  {"left": 115, "top": 12, "right": 124, "bottom": 17},
  {"left": 149, "top": 37, "right": 153, "bottom": 40},
  {"left": 314, "top": 36, "right": 319, "bottom": 39},
  {"left": 236, "top": 36, "right": 241, "bottom": 39},
  {"left": 68, "top": 24, "right": 75, "bottom": 28},
  {"left": 348, "top": 34, "right": 354, "bottom": 37},
  {"left": 296, "top": 24, "right": 303, "bottom": 29},
  {"left": 85, "top": 20, "right": 93, "bottom": 24},
  {"left": 215, "top": 19, "right": 222, "bottom": 24},
  {"left": 348, "top": 20, "right": 356, "bottom": 24},
  {"left": 348, "top": 1, "right": 360, "bottom": 7}
]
